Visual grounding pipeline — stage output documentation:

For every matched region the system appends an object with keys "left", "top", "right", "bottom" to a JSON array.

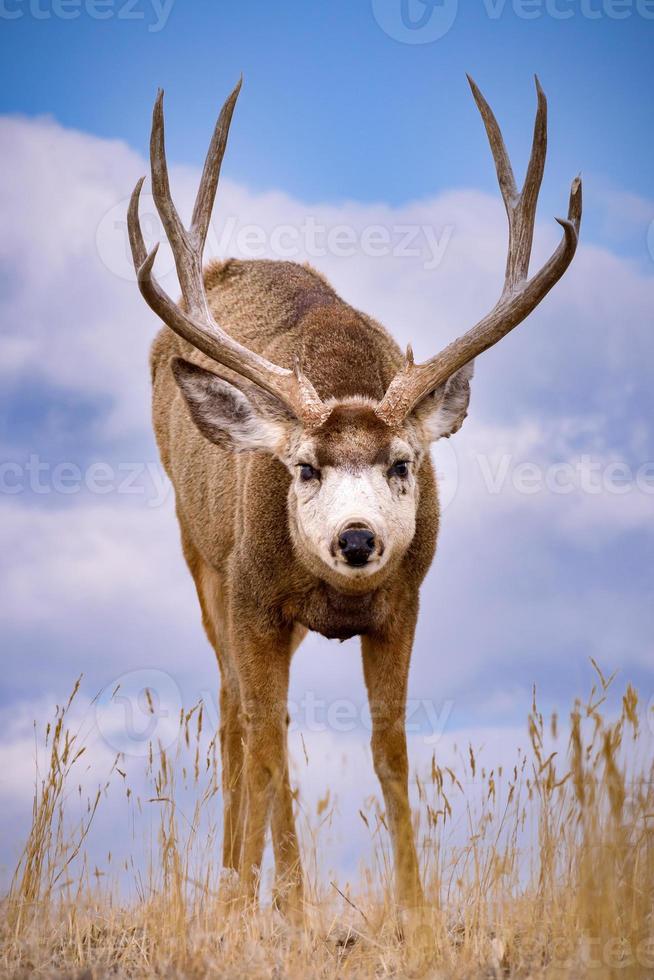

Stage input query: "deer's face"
[
  {"left": 173, "top": 358, "right": 473, "bottom": 588},
  {"left": 284, "top": 403, "right": 420, "bottom": 583}
]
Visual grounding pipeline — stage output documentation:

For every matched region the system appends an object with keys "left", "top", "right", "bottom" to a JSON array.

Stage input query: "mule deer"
[{"left": 127, "top": 76, "right": 581, "bottom": 913}]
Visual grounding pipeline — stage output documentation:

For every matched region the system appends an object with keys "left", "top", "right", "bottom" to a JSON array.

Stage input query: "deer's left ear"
[{"left": 408, "top": 361, "right": 474, "bottom": 442}]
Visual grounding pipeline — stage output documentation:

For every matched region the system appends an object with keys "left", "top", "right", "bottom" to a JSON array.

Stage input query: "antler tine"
[
  {"left": 149, "top": 81, "right": 242, "bottom": 318},
  {"left": 127, "top": 176, "right": 147, "bottom": 269},
  {"left": 190, "top": 76, "right": 242, "bottom": 251},
  {"left": 127, "top": 83, "right": 329, "bottom": 428},
  {"left": 519, "top": 76, "right": 548, "bottom": 277},
  {"left": 468, "top": 74, "right": 547, "bottom": 290},
  {"left": 375, "top": 78, "right": 581, "bottom": 428},
  {"left": 466, "top": 74, "right": 518, "bottom": 211},
  {"left": 149, "top": 88, "right": 207, "bottom": 319}
]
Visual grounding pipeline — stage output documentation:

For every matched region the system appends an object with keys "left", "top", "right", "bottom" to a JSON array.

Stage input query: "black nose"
[{"left": 338, "top": 527, "right": 376, "bottom": 567}]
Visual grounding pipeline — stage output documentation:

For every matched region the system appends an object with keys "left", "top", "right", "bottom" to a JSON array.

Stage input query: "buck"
[{"left": 127, "top": 76, "right": 581, "bottom": 914}]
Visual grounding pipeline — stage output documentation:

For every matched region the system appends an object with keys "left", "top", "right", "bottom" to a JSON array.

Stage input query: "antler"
[
  {"left": 127, "top": 81, "right": 329, "bottom": 427},
  {"left": 376, "top": 76, "right": 582, "bottom": 427}
]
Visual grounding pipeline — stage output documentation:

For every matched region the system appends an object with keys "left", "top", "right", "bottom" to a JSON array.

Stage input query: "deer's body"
[
  {"left": 151, "top": 260, "right": 440, "bottom": 909},
  {"left": 128, "top": 77, "right": 581, "bottom": 914},
  {"left": 152, "top": 259, "right": 438, "bottom": 641}
]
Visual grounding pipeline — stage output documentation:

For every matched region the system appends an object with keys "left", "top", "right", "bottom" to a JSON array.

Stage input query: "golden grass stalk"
[{"left": 1, "top": 665, "right": 653, "bottom": 978}]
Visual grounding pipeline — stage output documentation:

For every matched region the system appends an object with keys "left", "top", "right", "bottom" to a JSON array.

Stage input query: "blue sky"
[
  {"left": 2, "top": 1, "right": 653, "bottom": 224},
  {"left": 0, "top": 0, "right": 653, "bottom": 880}
]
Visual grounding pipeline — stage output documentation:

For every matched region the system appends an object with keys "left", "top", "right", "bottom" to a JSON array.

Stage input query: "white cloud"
[
  {"left": 442, "top": 414, "right": 654, "bottom": 541},
  {"left": 586, "top": 174, "right": 654, "bottom": 245},
  {"left": 0, "top": 115, "right": 155, "bottom": 436},
  {"left": 0, "top": 497, "right": 191, "bottom": 627}
]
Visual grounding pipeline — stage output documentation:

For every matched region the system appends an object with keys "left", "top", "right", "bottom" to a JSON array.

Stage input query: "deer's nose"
[{"left": 337, "top": 526, "right": 376, "bottom": 567}]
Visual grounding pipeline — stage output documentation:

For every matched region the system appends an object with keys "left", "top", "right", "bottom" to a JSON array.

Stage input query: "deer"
[{"left": 127, "top": 75, "right": 581, "bottom": 917}]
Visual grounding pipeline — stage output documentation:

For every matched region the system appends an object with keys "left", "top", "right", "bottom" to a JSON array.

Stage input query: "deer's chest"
[{"left": 292, "top": 583, "right": 390, "bottom": 641}]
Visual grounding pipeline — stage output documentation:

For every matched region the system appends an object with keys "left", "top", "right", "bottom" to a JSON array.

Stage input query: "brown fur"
[{"left": 151, "top": 258, "right": 439, "bottom": 912}]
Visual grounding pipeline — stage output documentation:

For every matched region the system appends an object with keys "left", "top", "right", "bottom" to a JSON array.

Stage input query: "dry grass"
[{"left": 2, "top": 663, "right": 653, "bottom": 978}]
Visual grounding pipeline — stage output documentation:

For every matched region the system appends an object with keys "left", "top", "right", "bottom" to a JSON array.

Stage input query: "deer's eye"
[
  {"left": 299, "top": 464, "right": 320, "bottom": 482},
  {"left": 388, "top": 460, "right": 410, "bottom": 479}
]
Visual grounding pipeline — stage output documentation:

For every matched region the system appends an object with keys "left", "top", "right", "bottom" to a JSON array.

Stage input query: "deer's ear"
[
  {"left": 409, "top": 361, "right": 474, "bottom": 443},
  {"left": 171, "top": 358, "right": 294, "bottom": 453}
]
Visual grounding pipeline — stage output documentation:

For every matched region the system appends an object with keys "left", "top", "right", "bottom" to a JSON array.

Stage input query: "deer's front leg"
[
  {"left": 235, "top": 624, "right": 302, "bottom": 908},
  {"left": 269, "top": 732, "right": 304, "bottom": 916},
  {"left": 361, "top": 605, "right": 424, "bottom": 910}
]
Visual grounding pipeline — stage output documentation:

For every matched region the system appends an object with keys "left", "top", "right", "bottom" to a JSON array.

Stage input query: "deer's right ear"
[{"left": 171, "top": 358, "right": 294, "bottom": 454}]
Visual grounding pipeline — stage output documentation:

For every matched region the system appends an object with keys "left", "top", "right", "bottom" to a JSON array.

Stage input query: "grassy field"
[{"left": 2, "top": 664, "right": 653, "bottom": 978}]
